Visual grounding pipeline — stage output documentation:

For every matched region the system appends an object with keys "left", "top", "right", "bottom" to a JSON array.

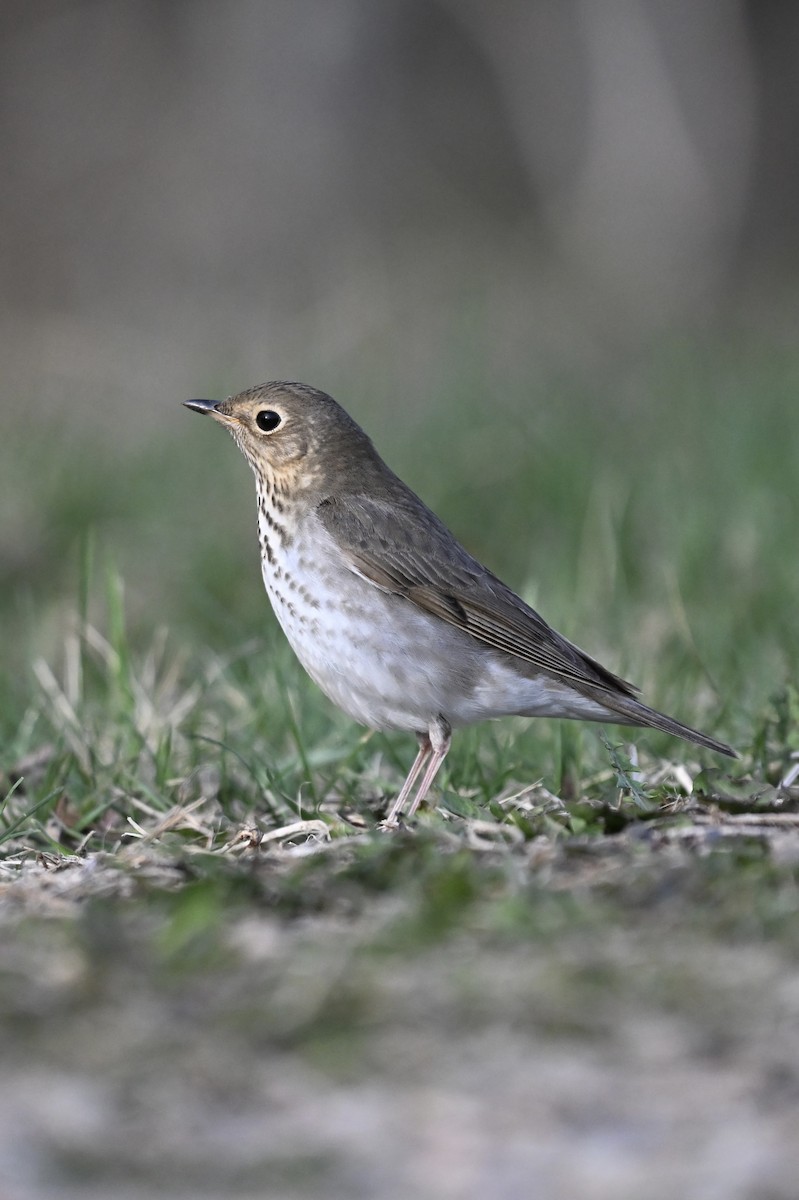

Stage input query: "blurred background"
[
  {"left": 2, "top": 0, "right": 798, "bottom": 718},
  {"left": 3, "top": 0, "right": 798, "bottom": 411}
]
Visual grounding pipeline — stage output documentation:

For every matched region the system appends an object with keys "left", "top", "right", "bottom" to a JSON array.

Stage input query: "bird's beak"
[
  {"left": 184, "top": 399, "right": 221, "bottom": 416},
  {"left": 183, "top": 399, "right": 239, "bottom": 426}
]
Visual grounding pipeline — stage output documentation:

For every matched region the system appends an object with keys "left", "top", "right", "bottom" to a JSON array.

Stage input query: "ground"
[{"left": 2, "top": 782, "right": 798, "bottom": 1199}]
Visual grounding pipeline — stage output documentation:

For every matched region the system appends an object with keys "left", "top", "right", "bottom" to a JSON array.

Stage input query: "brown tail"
[{"left": 582, "top": 688, "right": 737, "bottom": 758}]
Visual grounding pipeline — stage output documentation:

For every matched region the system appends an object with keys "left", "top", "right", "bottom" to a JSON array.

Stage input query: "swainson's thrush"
[{"left": 185, "top": 382, "right": 735, "bottom": 825}]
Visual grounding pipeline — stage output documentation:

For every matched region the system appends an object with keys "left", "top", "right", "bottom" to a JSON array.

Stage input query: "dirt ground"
[{"left": 1, "top": 821, "right": 798, "bottom": 1200}]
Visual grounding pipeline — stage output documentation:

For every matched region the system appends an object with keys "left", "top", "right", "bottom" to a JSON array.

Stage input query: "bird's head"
[{"left": 184, "top": 381, "right": 379, "bottom": 499}]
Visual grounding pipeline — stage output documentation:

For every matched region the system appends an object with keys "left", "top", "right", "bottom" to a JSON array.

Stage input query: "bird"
[{"left": 184, "top": 382, "right": 735, "bottom": 826}]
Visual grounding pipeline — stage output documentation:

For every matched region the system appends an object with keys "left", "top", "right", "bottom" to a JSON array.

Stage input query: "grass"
[{"left": 2, "top": 339, "right": 799, "bottom": 1196}]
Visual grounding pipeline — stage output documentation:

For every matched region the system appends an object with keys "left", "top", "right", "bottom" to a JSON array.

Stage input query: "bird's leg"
[
  {"left": 382, "top": 733, "right": 432, "bottom": 828},
  {"left": 405, "top": 717, "right": 451, "bottom": 819}
]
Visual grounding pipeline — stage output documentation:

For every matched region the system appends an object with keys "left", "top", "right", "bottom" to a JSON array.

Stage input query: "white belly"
[{"left": 260, "top": 517, "right": 615, "bottom": 734}]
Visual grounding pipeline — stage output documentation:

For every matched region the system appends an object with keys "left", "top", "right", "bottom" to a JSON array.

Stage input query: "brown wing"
[{"left": 315, "top": 491, "right": 640, "bottom": 699}]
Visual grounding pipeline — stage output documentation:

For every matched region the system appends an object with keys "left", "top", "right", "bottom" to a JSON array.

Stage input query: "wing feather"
[{"left": 315, "top": 493, "right": 639, "bottom": 699}]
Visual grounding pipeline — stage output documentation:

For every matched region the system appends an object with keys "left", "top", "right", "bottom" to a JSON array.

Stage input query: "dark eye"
[{"left": 255, "top": 409, "right": 281, "bottom": 432}]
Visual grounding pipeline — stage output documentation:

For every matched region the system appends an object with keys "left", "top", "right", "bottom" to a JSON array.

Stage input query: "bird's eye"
[{"left": 255, "top": 409, "right": 281, "bottom": 432}]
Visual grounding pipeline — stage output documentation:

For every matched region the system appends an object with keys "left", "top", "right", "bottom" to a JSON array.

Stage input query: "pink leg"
[
  {"left": 405, "top": 720, "right": 451, "bottom": 819},
  {"left": 382, "top": 734, "right": 432, "bottom": 828}
]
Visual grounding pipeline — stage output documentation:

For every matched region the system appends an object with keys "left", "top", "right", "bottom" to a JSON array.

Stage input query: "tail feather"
[{"left": 582, "top": 688, "right": 737, "bottom": 758}]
